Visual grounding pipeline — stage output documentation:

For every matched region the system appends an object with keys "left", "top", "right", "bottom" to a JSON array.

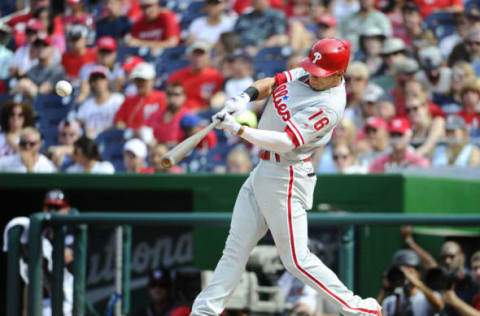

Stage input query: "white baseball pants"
[{"left": 190, "top": 160, "right": 380, "bottom": 316}]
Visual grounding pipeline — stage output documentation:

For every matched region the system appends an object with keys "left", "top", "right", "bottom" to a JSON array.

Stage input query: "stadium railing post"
[
  {"left": 6, "top": 226, "right": 23, "bottom": 316},
  {"left": 28, "top": 213, "right": 47, "bottom": 316},
  {"left": 339, "top": 225, "right": 355, "bottom": 289},
  {"left": 122, "top": 225, "right": 132, "bottom": 315},
  {"left": 52, "top": 225, "right": 66, "bottom": 316},
  {"left": 73, "top": 224, "right": 88, "bottom": 316}
]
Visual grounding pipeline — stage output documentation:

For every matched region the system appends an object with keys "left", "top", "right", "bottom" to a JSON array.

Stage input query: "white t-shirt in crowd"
[
  {"left": 187, "top": 14, "right": 236, "bottom": 43},
  {"left": 76, "top": 93, "right": 125, "bottom": 138},
  {"left": 382, "top": 290, "right": 442, "bottom": 316},
  {"left": 11, "top": 44, "right": 61, "bottom": 75},
  {"left": 0, "top": 153, "right": 56, "bottom": 173},
  {"left": 0, "top": 133, "right": 18, "bottom": 157},
  {"left": 65, "top": 161, "right": 115, "bottom": 174},
  {"left": 416, "top": 67, "right": 452, "bottom": 96}
]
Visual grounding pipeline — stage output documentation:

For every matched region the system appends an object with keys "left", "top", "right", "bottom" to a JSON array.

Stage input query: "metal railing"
[{"left": 6, "top": 212, "right": 480, "bottom": 316}]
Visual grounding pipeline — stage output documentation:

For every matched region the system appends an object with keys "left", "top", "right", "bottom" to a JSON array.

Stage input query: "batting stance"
[{"left": 190, "top": 39, "right": 382, "bottom": 316}]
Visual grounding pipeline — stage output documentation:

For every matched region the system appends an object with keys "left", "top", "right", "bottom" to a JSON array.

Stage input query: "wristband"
[
  {"left": 243, "top": 86, "right": 259, "bottom": 101},
  {"left": 237, "top": 125, "right": 246, "bottom": 136}
]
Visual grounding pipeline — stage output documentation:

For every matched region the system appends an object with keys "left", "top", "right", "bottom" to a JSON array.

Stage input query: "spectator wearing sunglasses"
[
  {"left": 0, "top": 100, "right": 35, "bottom": 157},
  {"left": 370, "top": 117, "right": 429, "bottom": 173},
  {"left": 332, "top": 142, "right": 368, "bottom": 174},
  {"left": 449, "top": 26, "right": 480, "bottom": 66},
  {"left": 357, "top": 117, "right": 390, "bottom": 169},
  {"left": 47, "top": 119, "right": 81, "bottom": 171},
  {"left": 0, "top": 127, "right": 56, "bottom": 173}
]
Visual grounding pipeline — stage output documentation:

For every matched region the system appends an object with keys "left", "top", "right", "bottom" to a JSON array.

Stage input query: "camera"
[{"left": 424, "top": 266, "right": 472, "bottom": 291}]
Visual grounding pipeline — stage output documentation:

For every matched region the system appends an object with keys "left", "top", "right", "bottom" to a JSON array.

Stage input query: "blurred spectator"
[
  {"left": 76, "top": 36, "right": 125, "bottom": 104},
  {"left": 375, "top": 37, "right": 408, "bottom": 90},
  {"left": 12, "top": 33, "right": 66, "bottom": 98},
  {"left": 333, "top": 0, "right": 359, "bottom": 23},
  {"left": 186, "top": 0, "right": 236, "bottom": 45},
  {"left": 405, "top": 80, "right": 446, "bottom": 119},
  {"left": 146, "top": 82, "right": 189, "bottom": 145},
  {"left": 167, "top": 41, "right": 224, "bottom": 110},
  {"left": 0, "top": 127, "right": 56, "bottom": 173},
  {"left": 223, "top": 52, "right": 254, "bottom": 100},
  {"left": 61, "top": 24, "right": 97, "bottom": 80},
  {"left": 359, "top": 83, "right": 385, "bottom": 126},
  {"left": 122, "top": 55, "right": 145, "bottom": 96},
  {"left": 233, "top": 0, "right": 288, "bottom": 55},
  {"left": 416, "top": 46, "right": 452, "bottom": 98},
  {"left": 96, "top": 0, "right": 132, "bottom": 41},
  {"left": 0, "top": 23, "right": 14, "bottom": 80},
  {"left": 0, "top": 100, "right": 35, "bottom": 157},
  {"left": 439, "top": 12, "right": 468, "bottom": 60},
  {"left": 316, "top": 14, "right": 338, "bottom": 39},
  {"left": 134, "top": 268, "right": 175, "bottom": 316},
  {"left": 180, "top": 114, "right": 217, "bottom": 150},
  {"left": 290, "top": 13, "right": 337, "bottom": 52},
  {"left": 123, "top": 138, "right": 153, "bottom": 174},
  {"left": 432, "top": 115, "right": 480, "bottom": 166},
  {"left": 115, "top": 62, "right": 166, "bottom": 129},
  {"left": 405, "top": 95, "right": 445, "bottom": 158},
  {"left": 65, "top": 136, "right": 115, "bottom": 174},
  {"left": 344, "top": 61, "right": 370, "bottom": 126},
  {"left": 397, "top": 2, "right": 436, "bottom": 54},
  {"left": 125, "top": 0, "right": 180, "bottom": 52},
  {"left": 226, "top": 147, "right": 252, "bottom": 173},
  {"left": 357, "top": 117, "right": 390, "bottom": 168},
  {"left": 34, "top": 6, "right": 66, "bottom": 53},
  {"left": 332, "top": 142, "right": 368, "bottom": 174},
  {"left": 357, "top": 26, "right": 386, "bottom": 77},
  {"left": 6, "top": 0, "right": 50, "bottom": 31},
  {"left": 370, "top": 117, "right": 430, "bottom": 172},
  {"left": 414, "top": 0, "right": 463, "bottom": 19},
  {"left": 339, "top": 0, "right": 392, "bottom": 51},
  {"left": 449, "top": 27, "right": 480, "bottom": 66},
  {"left": 149, "top": 143, "right": 183, "bottom": 174},
  {"left": 47, "top": 119, "right": 81, "bottom": 171},
  {"left": 119, "top": 0, "right": 142, "bottom": 21},
  {"left": 439, "top": 61, "right": 477, "bottom": 114},
  {"left": 9, "top": 18, "right": 43, "bottom": 77},
  {"left": 390, "top": 57, "right": 420, "bottom": 116},
  {"left": 458, "top": 79, "right": 480, "bottom": 133},
  {"left": 76, "top": 65, "right": 125, "bottom": 138},
  {"left": 212, "top": 32, "right": 242, "bottom": 77},
  {"left": 376, "top": 94, "right": 397, "bottom": 122},
  {"left": 62, "top": 0, "right": 95, "bottom": 30},
  {"left": 382, "top": 249, "right": 443, "bottom": 316}
]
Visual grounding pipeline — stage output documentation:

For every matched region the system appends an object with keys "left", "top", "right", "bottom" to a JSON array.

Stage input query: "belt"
[{"left": 258, "top": 150, "right": 311, "bottom": 163}]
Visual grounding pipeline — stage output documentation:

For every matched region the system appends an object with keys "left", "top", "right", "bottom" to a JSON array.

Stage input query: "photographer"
[{"left": 382, "top": 249, "right": 443, "bottom": 316}]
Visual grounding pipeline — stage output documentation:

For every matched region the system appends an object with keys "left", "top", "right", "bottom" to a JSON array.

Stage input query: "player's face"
[{"left": 308, "top": 72, "right": 342, "bottom": 91}]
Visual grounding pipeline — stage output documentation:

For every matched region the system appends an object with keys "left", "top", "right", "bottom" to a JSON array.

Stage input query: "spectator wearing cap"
[
  {"left": 404, "top": 94, "right": 446, "bottom": 158},
  {"left": 339, "top": 0, "right": 392, "bottom": 53},
  {"left": 12, "top": 33, "right": 66, "bottom": 98},
  {"left": 370, "top": 117, "right": 430, "bottom": 172},
  {"left": 382, "top": 249, "right": 443, "bottom": 316},
  {"left": 390, "top": 57, "right": 420, "bottom": 116},
  {"left": 62, "top": 24, "right": 97, "bottom": 80},
  {"left": 360, "top": 83, "right": 385, "bottom": 125},
  {"left": 125, "top": 0, "right": 180, "bottom": 52},
  {"left": 374, "top": 37, "right": 408, "bottom": 91},
  {"left": 356, "top": 26, "right": 386, "bottom": 77},
  {"left": 167, "top": 41, "right": 224, "bottom": 110},
  {"left": 416, "top": 46, "right": 452, "bottom": 99},
  {"left": 9, "top": 18, "right": 43, "bottom": 77},
  {"left": 61, "top": 0, "right": 95, "bottom": 30},
  {"left": 457, "top": 79, "right": 480, "bottom": 133},
  {"left": 449, "top": 26, "right": 480, "bottom": 66},
  {"left": 96, "top": 0, "right": 132, "bottom": 41},
  {"left": 0, "top": 23, "right": 14, "bottom": 80},
  {"left": 186, "top": 0, "right": 236, "bottom": 45},
  {"left": 357, "top": 117, "right": 390, "bottom": 168},
  {"left": 76, "top": 36, "right": 125, "bottom": 104},
  {"left": 122, "top": 56, "right": 145, "bottom": 96},
  {"left": 66, "top": 136, "right": 115, "bottom": 174},
  {"left": 115, "top": 62, "right": 166, "bottom": 130},
  {"left": 344, "top": 61, "right": 370, "bottom": 127},
  {"left": 439, "top": 13, "right": 469, "bottom": 60},
  {"left": 134, "top": 268, "right": 175, "bottom": 316},
  {"left": 432, "top": 115, "right": 480, "bottom": 166},
  {"left": 0, "top": 100, "right": 35, "bottom": 157},
  {"left": 146, "top": 83, "right": 190, "bottom": 145},
  {"left": 76, "top": 66, "right": 125, "bottom": 138},
  {"left": 233, "top": 0, "right": 288, "bottom": 55},
  {"left": 332, "top": 142, "right": 368, "bottom": 174},
  {"left": 397, "top": 2, "right": 436, "bottom": 54},
  {"left": 123, "top": 138, "right": 153, "bottom": 174},
  {"left": 150, "top": 143, "right": 183, "bottom": 174},
  {"left": 47, "top": 119, "right": 81, "bottom": 171},
  {"left": 0, "top": 127, "right": 56, "bottom": 173}
]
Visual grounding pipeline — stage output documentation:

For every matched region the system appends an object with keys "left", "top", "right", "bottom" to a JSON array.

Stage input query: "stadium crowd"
[{"left": 0, "top": 0, "right": 479, "bottom": 174}]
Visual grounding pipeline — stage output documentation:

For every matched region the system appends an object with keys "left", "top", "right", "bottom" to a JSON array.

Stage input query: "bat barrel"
[{"left": 160, "top": 156, "right": 174, "bottom": 169}]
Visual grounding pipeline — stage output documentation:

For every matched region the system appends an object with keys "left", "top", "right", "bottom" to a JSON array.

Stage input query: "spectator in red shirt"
[
  {"left": 7, "top": 0, "right": 50, "bottom": 31},
  {"left": 458, "top": 79, "right": 480, "bottom": 132},
  {"left": 125, "top": 0, "right": 180, "bottom": 52},
  {"left": 146, "top": 82, "right": 190, "bottom": 145},
  {"left": 370, "top": 117, "right": 430, "bottom": 172},
  {"left": 414, "top": 0, "right": 463, "bottom": 19},
  {"left": 62, "top": 0, "right": 95, "bottom": 30},
  {"left": 167, "top": 41, "right": 224, "bottom": 110},
  {"left": 180, "top": 114, "right": 218, "bottom": 150},
  {"left": 123, "top": 138, "right": 154, "bottom": 174},
  {"left": 61, "top": 24, "right": 97, "bottom": 80},
  {"left": 114, "top": 62, "right": 165, "bottom": 130}
]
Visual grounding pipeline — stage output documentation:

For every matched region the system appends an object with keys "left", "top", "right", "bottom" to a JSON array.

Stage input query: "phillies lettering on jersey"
[{"left": 272, "top": 84, "right": 291, "bottom": 121}]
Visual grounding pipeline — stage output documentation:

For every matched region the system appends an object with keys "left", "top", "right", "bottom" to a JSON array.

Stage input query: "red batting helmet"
[{"left": 299, "top": 38, "right": 351, "bottom": 77}]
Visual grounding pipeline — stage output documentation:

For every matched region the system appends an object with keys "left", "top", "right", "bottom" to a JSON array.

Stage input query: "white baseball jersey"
[{"left": 258, "top": 68, "right": 346, "bottom": 161}]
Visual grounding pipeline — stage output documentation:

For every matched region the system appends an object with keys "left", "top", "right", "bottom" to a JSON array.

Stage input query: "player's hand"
[
  {"left": 223, "top": 92, "right": 250, "bottom": 117},
  {"left": 213, "top": 112, "right": 241, "bottom": 135}
]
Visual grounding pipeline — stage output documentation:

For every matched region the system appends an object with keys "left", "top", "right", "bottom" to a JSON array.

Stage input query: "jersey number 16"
[{"left": 309, "top": 109, "right": 329, "bottom": 131}]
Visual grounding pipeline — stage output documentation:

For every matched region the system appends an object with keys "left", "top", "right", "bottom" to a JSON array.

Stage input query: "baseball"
[{"left": 55, "top": 80, "right": 72, "bottom": 97}]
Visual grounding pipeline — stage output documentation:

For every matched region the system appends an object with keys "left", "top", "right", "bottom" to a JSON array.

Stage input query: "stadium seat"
[
  {"left": 95, "top": 129, "right": 126, "bottom": 172},
  {"left": 472, "top": 61, "right": 480, "bottom": 77},
  {"left": 116, "top": 45, "right": 153, "bottom": 63},
  {"left": 425, "top": 11, "right": 456, "bottom": 41},
  {"left": 154, "top": 46, "right": 189, "bottom": 89},
  {"left": 253, "top": 46, "right": 293, "bottom": 79}
]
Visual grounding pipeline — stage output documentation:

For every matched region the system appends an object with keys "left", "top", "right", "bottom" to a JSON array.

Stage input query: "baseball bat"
[{"left": 160, "top": 120, "right": 221, "bottom": 168}]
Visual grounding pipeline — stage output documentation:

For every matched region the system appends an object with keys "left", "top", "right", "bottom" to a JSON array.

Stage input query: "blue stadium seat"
[
  {"left": 472, "top": 61, "right": 480, "bottom": 77},
  {"left": 95, "top": 129, "right": 126, "bottom": 172},
  {"left": 425, "top": 11, "right": 456, "bottom": 41},
  {"left": 34, "top": 94, "right": 72, "bottom": 149},
  {"left": 116, "top": 45, "right": 153, "bottom": 63},
  {"left": 154, "top": 46, "right": 189, "bottom": 89},
  {"left": 253, "top": 46, "right": 293, "bottom": 79}
]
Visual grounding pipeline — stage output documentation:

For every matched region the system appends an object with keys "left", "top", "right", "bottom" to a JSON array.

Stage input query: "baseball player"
[{"left": 191, "top": 38, "right": 382, "bottom": 316}]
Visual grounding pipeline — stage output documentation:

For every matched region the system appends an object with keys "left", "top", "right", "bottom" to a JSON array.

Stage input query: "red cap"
[
  {"left": 35, "top": 32, "right": 52, "bottom": 45},
  {"left": 122, "top": 56, "right": 145, "bottom": 73},
  {"left": 67, "top": 0, "right": 82, "bottom": 4},
  {"left": 387, "top": 117, "right": 411, "bottom": 134},
  {"left": 365, "top": 116, "right": 387, "bottom": 130},
  {"left": 299, "top": 38, "right": 351, "bottom": 77},
  {"left": 89, "top": 65, "right": 109, "bottom": 78},
  {"left": 316, "top": 15, "right": 337, "bottom": 27},
  {"left": 26, "top": 18, "right": 43, "bottom": 31},
  {"left": 97, "top": 36, "right": 117, "bottom": 51}
]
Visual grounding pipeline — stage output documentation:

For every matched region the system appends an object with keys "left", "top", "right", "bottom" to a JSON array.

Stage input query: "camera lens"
[{"left": 387, "top": 266, "right": 406, "bottom": 288}]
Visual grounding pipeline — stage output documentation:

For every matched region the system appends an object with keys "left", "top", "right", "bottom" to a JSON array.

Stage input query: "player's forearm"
[
  {"left": 251, "top": 77, "right": 276, "bottom": 100},
  {"left": 240, "top": 127, "right": 295, "bottom": 153}
]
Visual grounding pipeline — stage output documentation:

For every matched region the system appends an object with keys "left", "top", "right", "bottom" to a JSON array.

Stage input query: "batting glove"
[
  {"left": 213, "top": 112, "right": 241, "bottom": 135},
  {"left": 223, "top": 92, "right": 250, "bottom": 117}
]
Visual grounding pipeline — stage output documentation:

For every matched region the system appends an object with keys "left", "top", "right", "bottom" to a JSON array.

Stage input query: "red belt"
[{"left": 259, "top": 150, "right": 311, "bottom": 163}]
